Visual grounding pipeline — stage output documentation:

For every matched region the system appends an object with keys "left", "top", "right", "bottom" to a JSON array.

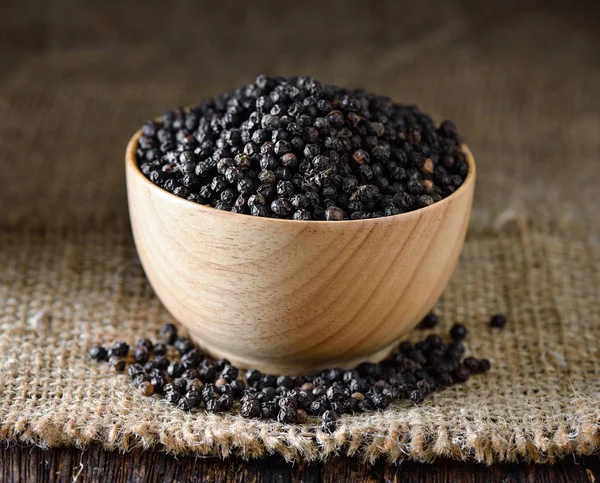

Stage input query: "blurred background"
[{"left": 1, "top": 0, "right": 598, "bottom": 231}]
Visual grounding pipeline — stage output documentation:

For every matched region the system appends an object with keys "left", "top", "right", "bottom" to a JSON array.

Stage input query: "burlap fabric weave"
[{"left": 1, "top": 0, "right": 599, "bottom": 463}]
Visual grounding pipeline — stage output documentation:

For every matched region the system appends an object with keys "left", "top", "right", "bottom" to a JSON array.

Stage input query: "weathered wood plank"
[{"left": 0, "top": 444, "right": 598, "bottom": 483}]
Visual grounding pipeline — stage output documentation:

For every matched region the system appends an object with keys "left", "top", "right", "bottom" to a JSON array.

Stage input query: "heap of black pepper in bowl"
[
  {"left": 89, "top": 315, "right": 490, "bottom": 431},
  {"left": 135, "top": 75, "right": 467, "bottom": 220}
]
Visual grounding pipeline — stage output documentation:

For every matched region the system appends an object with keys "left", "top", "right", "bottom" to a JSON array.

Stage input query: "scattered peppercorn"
[
  {"left": 136, "top": 76, "right": 467, "bottom": 220},
  {"left": 463, "top": 357, "right": 479, "bottom": 372},
  {"left": 417, "top": 312, "right": 439, "bottom": 330},
  {"left": 136, "top": 338, "right": 154, "bottom": 352},
  {"left": 108, "top": 342, "right": 129, "bottom": 358},
  {"left": 160, "top": 323, "right": 178, "bottom": 344},
  {"left": 450, "top": 323, "right": 468, "bottom": 341},
  {"left": 490, "top": 314, "right": 507, "bottom": 329},
  {"left": 478, "top": 359, "right": 491, "bottom": 373},
  {"left": 134, "top": 347, "right": 150, "bottom": 364},
  {"left": 321, "top": 410, "right": 338, "bottom": 432},
  {"left": 89, "top": 345, "right": 108, "bottom": 362},
  {"left": 92, "top": 320, "right": 490, "bottom": 424},
  {"left": 153, "top": 343, "right": 167, "bottom": 356}
]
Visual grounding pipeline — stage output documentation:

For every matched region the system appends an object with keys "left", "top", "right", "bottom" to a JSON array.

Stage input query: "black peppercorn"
[
  {"left": 370, "top": 393, "right": 390, "bottom": 410},
  {"left": 276, "top": 375, "right": 295, "bottom": 389},
  {"left": 167, "top": 362, "right": 185, "bottom": 378},
  {"left": 154, "top": 356, "right": 170, "bottom": 370},
  {"left": 180, "top": 350, "right": 202, "bottom": 370},
  {"left": 108, "top": 342, "right": 129, "bottom": 359},
  {"left": 453, "top": 366, "right": 470, "bottom": 383},
  {"left": 418, "top": 312, "right": 439, "bottom": 330},
  {"left": 128, "top": 363, "right": 144, "bottom": 378},
  {"left": 271, "top": 198, "right": 293, "bottom": 217},
  {"left": 202, "top": 384, "right": 217, "bottom": 401},
  {"left": 165, "top": 391, "right": 182, "bottom": 405},
  {"left": 229, "top": 379, "right": 246, "bottom": 397},
  {"left": 89, "top": 346, "right": 108, "bottom": 362},
  {"left": 463, "top": 357, "right": 479, "bottom": 372},
  {"left": 293, "top": 209, "right": 311, "bottom": 220},
  {"left": 172, "top": 378, "right": 188, "bottom": 394},
  {"left": 321, "top": 410, "right": 338, "bottom": 432},
  {"left": 160, "top": 323, "right": 178, "bottom": 344},
  {"left": 134, "top": 347, "right": 149, "bottom": 364},
  {"left": 410, "top": 389, "right": 424, "bottom": 404},
  {"left": 450, "top": 324, "right": 468, "bottom": 341},
  {"left": 261, "top": 400, "right": 278, "bottom": 419},
  {"left": 198, "top": 360, "right": 216, "bottom": 383},
  {"left": 136, "top": 338, "right": 153, "bottom": 352},
  {"left": 186, "top": 391, "right": 203, "bottom": 409},
  {"left": 183, "top": 369, "right": 200, "bottom": 381},
  {"left": 219, "top": 394, "right": 234, "bottom": 411},
  {"left": 174, "top": 336, "right": 194, "bottom": 355},
  {"left": 92, "top": 297, "right": 495, "bottom": 425},
  {"left": 245, "top": 369, "right": 262, "bottom": 386},
  {"left": 151, "top": 375, "right": 167, "bottom": 393},
  {"left": 490, "top": 314, "right": 507, "bottom": 329},
  {"left": 153, "top": 343, "right": 167, "bottom": 356},
  {"left": 478, "top": 359, "right": 491, "bottom": 373},
  {"left": 241, "top": 399, "right": 261, "bottom": 418},
  {"left": 308, "top": 400, "right": 326, "bottom": 415}
]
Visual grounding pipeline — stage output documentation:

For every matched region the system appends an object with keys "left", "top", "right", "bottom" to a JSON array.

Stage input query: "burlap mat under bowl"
[
  {"left": 1, "top": 0, "right": 599, "bottom": 464},
  {"left": 1, "top": 215, "right": 599, "bottom": 463}
]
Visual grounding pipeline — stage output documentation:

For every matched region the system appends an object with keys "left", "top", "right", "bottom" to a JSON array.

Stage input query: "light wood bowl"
[{"left": 126, "top": 131, "right": 475, "bottom": 375}]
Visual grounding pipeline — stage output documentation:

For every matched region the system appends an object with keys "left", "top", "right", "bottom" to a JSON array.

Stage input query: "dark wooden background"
[{"left": 1, "top": 445, "right": 598, "bottom": 482}]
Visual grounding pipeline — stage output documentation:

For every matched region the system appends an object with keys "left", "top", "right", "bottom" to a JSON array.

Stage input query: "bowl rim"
[{"left": 126, "top": 127, "right": 475, "bottom": 226}]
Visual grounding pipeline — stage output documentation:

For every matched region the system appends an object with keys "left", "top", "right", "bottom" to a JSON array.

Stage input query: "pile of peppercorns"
[
  {"left": 136, "top": 75, "right": 468, "bottom": 220},
  {"left": 89, "top": 314, "right": 494, "bottom": 431}
]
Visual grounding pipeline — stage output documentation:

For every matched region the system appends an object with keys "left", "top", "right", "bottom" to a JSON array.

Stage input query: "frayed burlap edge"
[{"left": 0, "top": 403, "right": 599, "bottom": 464}]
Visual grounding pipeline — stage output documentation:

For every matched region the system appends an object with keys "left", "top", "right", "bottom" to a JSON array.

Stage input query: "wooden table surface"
[{"left": 1, "top": 445, "right": 598, "bottom": 482}]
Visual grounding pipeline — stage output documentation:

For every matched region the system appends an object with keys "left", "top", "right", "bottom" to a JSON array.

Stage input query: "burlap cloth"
[{"left": 1, "top": 0, "right": 599, "bottom": 464}]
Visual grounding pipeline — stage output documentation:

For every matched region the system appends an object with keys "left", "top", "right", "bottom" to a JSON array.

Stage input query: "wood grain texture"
[
  {"left": 1, "top": 445, "right": 598, "bottom": 483},
  {"left": 126, "top": 133, "right": 475, "bottom": 374}
]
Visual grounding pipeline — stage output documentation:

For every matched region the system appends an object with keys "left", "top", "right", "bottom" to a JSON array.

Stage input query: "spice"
[
  {"left": 136, "top": 76, "right": 467, "bottom": 220},
  {"left": 321, "top": 410, "right": 338, "bottom": 432},
  {"left": 417, "top": 312, "right": 439, "bottom": 330},
  {"left": 463, "top": 357, "right": 479, "bottom": 372},
  {"left": 478, "top": 359, "right": 491, "bottom": 373},
  {"left": 450, "top": 323, "right": 468, "bottom": 341},
  {"left": 160, "top": 323, "right": 178, "bottom": 344},
  {"left": 108, "top": 342, "right": 129, "bottom": 358},
  {"left": 88, "top": 345, "right": 107, "bottom": 362},
  {"left": 490, "top": 314, "right": 507, "bottom": 329},
  {"left": 153, "top": 343, "right": 167, "bottom": 356},
  {"left": 91, "top": 317, "right": 490, "bottom": 425},
  {"left": 134, "top": 347, "right": 149, "bottom": 364}
]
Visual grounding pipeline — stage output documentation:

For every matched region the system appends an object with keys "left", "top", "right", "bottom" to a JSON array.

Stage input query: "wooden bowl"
[{"left": 126, "top": 131, "right": 475, "bottom": 374}]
